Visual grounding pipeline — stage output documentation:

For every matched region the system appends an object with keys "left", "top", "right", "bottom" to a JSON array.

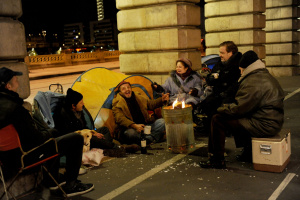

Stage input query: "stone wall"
[
  {"left": 0, "top": 0, "right": 36, "bottom": 197},
  {"left": 116, "top": 0, "right": 202, "bottom": 84},
  {"left": 0, "top": 0, "right": 29, "bottom": 99},
  {"left": 265, "top": 0, "right": 300, "bottom": 76},
  {"left": 205, "top": 0, "right": 266, "bottom": 59}
]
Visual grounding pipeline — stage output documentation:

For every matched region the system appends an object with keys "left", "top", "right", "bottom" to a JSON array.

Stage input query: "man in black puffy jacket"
[{"left": 200, "top": 51, "right": 284, "bottom": 169}]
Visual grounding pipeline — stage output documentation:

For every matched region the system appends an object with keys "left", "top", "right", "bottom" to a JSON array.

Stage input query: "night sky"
[{"left": 19, "top": 0, "right": 117, "bottom": 36}]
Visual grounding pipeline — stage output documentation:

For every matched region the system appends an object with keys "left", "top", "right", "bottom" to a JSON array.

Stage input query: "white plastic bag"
[{"left": 82, "top": 148, "right": 104, "bottom": 166}]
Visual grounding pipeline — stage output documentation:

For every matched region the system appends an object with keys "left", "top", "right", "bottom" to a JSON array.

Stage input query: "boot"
[
  {"left": 236, "top": 147, "right": 252, "bottom": 163},
  {"left": 121, "top": 144, "right": 140, "bottom": 153},
  {"left": 199, "top": 156, "right": 226, "bottom": 169}
]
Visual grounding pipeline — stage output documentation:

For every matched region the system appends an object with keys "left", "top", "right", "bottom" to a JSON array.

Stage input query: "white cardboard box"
[{"left": 252, "top": 129, "right": 291, "bottom": 173}]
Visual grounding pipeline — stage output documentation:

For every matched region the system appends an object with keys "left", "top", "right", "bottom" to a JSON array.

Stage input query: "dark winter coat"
[
  {"left": 0, "top": 89, "right": 50, "bottom": 152},
  {"left": 206, "top": 52, "right": 242, "bottom": 103},
  {"left": 53, "top": 105, "right": 88, "bottom": 135},
  {"left": 217, "top": 60, "right": 284, "bottom": 137}
]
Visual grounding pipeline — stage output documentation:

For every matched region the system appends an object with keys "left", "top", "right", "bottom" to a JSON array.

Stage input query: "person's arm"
[
  {"left": 13, "top": 106, "right": 50, "bottom": 151},
  {"left": 130, "top": 123, "right": 145, "bottom": 133},
  {"left": 217, "top": 83, "right": 261, "bottom": 117},
  {"left": 147, "top": 97, "right": 164, "bottom": 110},
  {"left": 53, "top": 109, "right": 70, "bottom": 135}
]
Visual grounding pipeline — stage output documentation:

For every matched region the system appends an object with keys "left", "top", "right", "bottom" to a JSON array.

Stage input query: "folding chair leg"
[
  {"left": 0, "top": 168, "right": 20, "bottom": 200},
  {"left": 0, "top": 165, "right": 9, "bottom": 200},
  {"left": 42, "top": 166, "right": 67, "bottom": 198}
]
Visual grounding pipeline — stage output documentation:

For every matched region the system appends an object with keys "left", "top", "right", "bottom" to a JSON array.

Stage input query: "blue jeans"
[{"left": 123, "top": 118, "right": 166, "bottom": 145}]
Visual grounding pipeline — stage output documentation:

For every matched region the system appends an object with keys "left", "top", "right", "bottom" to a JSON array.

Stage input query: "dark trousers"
[
  {"left": 209, "top": 114, "right": 252, "bottom": 158},
  {"left": 48, "top": 132, "right": 83, "bottom": 184},
  {"left": 90, "top": 127, "right": 117, "bottom": 149}
]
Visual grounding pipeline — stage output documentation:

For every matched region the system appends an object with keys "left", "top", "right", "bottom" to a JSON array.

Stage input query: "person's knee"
[
  {"left": 124, "top": 128, "right": 138, "bottom": 139},
  {"left": 66, "top": 132, "right": 84, "bottom": 147},
  {"left": 154, "top": 119, "right": 165, "bottom": 131}
]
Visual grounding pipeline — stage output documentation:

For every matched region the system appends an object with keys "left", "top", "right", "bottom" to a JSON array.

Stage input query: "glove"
[
  {"left": 151, "top": 82, "right": 165, "bottom": 93},
  {"left": 189, "top": 88, "right": 198, "bottom": 97}
]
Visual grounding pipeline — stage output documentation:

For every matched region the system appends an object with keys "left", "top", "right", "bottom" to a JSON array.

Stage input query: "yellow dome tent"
[{"left": 71, "top": 67, "right": 159, "bottom": 135}]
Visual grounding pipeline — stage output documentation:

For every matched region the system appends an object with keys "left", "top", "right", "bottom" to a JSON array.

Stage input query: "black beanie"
[
  {"left": 239, "top": 50, "right": 259, "bottom": 68},
  {"left": 66, "top": 88, "right": 83, "bottom": 107}
]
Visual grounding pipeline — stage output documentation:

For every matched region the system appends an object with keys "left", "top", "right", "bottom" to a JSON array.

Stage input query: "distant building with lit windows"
[
  {"left": 63, "top": 23, "right": 85, "bottom": 47},
  {"left": 90, "top": 19, "right": 118, "bottom": 48}
]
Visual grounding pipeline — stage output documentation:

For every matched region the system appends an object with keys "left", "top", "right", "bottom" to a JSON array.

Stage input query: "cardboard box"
[{"left": 252, "top": 129, "right": 291, "bottom": 173}]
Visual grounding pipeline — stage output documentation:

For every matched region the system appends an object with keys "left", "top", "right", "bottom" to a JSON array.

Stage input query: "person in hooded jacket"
[{"left": 199, "top": 51, "right": 284, "bottom": 169}]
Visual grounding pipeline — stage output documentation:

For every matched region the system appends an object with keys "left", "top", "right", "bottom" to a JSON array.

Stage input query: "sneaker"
[
  {"left": 103, "top": 146, "right": 126, "bottom": 157},
  {"left": 63, "top": 181, "right": 94, "bottom": 197},
  {"left": 47, "top": 174, "right": 66, "bottom": 190},
  {"left": 79, "top": 167, "right": 87, "bottom": 175}
]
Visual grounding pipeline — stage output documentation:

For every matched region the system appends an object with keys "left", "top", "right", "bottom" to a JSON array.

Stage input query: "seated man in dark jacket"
[
  {"left": 0, "top": 67, "right": 94, "bottom": 197},
  {"left": 199, "top": 51, "right": 284, "bottom": 169},
  {"left": 112, "top": 81, "right": 169, "bottom": 145},
  {"left": 53, "top": 88, "right": 139, "bottom": 157},
  {"left": 197, "top": 41, "right": 242, "bottom": 129}
]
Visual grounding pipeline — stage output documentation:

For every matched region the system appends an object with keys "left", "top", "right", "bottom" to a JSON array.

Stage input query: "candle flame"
[{"left": 182, "top": 100, "right": 185, "bottom": 108}]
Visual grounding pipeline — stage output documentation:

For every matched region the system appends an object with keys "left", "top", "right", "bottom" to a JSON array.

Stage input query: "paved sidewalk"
[{"left": 28, "top": 61, "right": 121, "bottom": 80}]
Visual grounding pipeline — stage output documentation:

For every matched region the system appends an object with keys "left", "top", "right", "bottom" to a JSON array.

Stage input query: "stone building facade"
[
  {"left": 116, "top": 0, "right": 299, "bottom": 81},
  {"left": 0, "top": 0, "right": 29, "bottom": 99}
]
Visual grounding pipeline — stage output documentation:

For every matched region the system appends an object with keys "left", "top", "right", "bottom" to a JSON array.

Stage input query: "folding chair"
[{"left": 0, "top": 124, "right": 67, "bottom": 199}]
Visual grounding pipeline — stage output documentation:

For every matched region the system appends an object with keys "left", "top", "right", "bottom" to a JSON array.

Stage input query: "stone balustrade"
[{"left": 24, "top": 50, "right": 121, "bottom": 68}]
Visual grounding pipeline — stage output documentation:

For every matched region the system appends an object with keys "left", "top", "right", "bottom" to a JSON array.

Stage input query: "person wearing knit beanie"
[
  {"left": 66, "top": 88, "right": 84, "bottom": 110},
  {"left": 239, "top": 50, "right": 259, "bottom": 69},
  {"left": 176, "top": 58, "right": 192, "bottom": 69}
]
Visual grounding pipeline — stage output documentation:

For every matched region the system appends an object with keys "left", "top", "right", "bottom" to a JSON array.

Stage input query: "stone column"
[
  {"left": 205, "top": 0, "right": 266, "bottom": 59},
  {"left": 265, "top": 0, "right": 300, "bottom": 76},
  {"left": 116, "top": 0, "right": 202, "bottom": 84},
  {"left": 0, "top": 0, "right": 29, "bottom": 99}
]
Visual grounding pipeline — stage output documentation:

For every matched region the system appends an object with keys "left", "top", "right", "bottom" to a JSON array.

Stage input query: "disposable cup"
[{"left": 144, "top": 126, "right": 151, "bottom": 135}]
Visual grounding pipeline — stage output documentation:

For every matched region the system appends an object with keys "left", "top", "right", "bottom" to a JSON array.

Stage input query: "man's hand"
[
  {"left": 93, "top": 132, "right": 105, "bottom": 139},
  {"left": 162, "top": 93, "right": 169, "bottom": 102},
  {"left": 131, "top": 124, "right": 145, "bottom": 133}
]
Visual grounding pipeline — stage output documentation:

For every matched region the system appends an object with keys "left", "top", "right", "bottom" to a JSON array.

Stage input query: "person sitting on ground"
[
  {"left": 199, "top": 51, "right": 284, "bottom": 169},
  {"left": 152, "top": 58, "right": 203, "bottom": 106},
  {"left": 112, "top": 81, "right": 169, "bottom": 145},
  {"left": 0, "top": 67, "right": 94, "bottom": 197},
  {"left": 196, "top": 41, "right": 242, "bottom": 131},
  {"left": 53, "top": 88, "right": 139, "bottom": 157}
]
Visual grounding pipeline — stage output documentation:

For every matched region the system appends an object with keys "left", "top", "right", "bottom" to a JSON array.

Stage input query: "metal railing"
[{"left": 25, "top": 50, "right": 121, "bottom": 67}]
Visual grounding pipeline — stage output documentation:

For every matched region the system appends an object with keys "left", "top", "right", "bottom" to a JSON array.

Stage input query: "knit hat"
[
  {"left": 176, "top": 58, "right": 192, "bottom": 68},
  {"left": 66, "top": 88, "right": 83, "bottom": 106},
  {"left": 117, "top": 80, "right": 131, "bottom": 91},
  {"left": 0, "top": 67, "right": 22, "bottom": 87},
  {"left": 239, "top": 50, "right": 259, "bottom": 68}
]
